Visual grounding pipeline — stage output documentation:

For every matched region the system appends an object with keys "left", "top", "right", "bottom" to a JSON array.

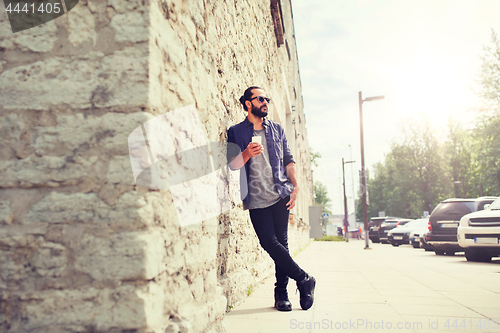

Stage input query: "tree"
[
  {"left": 444, "top": 119, "right": 481, "bottom": 198},
  {"left": 314, "top": 181, "right": 332, "bottom": 214},
  {"left": 474, "top": 116, "right": 500, "bottom": 195},
  {"left": 473, "top": 29, "right": 500, "bottom": 195},
  {"left": 310, "top": 148, "right": 321, "bottom": 168},
  {"left": 477, "top": 30, "right": 500, "bottom": 110},
  {"left": 356, "top": 117, "right": 452, "bottom": 220}
]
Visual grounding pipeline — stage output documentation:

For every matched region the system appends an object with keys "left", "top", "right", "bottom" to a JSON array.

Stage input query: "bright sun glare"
[{"left": 387, "top": 46, "right": 477, "bottom": 132}]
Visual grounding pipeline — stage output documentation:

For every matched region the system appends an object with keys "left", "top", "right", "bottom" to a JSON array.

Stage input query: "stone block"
[
  {"left": 0, "top": 155, "right": 98, "bottom": 188},
  {"left": 0, "top": 47, "right": 148, "bottom": 110},
  {"left": 24, "top": 192, "right": 108, "bottom": 224},
  {"left": 0, "top": 20, "right": 58, "bottom": 52},
  {"left": 110, "top": 12, "right": 148, "bottom": 43},
  {"left": 0, "top": 201, "right": 13, "bottom": 225},
  {"left": 73, "top": 232, "right": 147, "bottom": 281},
  {"left": 108, "top": 0, "right": 145, "bottom": 14},
  {"left": 22, "top": 285, "right": 146, "bottom": 331},
  {"left": 0, "top": 234, "right": 71, "bottom": 284},
  {"left": 33, "top": 111, "right": 151, "bottom": 156},
  {"left": 23, "top": 190, "right": 178, "bottom": 229},
  {"left": 67, "top": 4, "right": 97, "bottom": 47},
  {"left": 0, "top": 113, "right": 25, "bottom": 158},
  {"left": 31, "top": 241, "right": 68, "bottom": 278},
  {"left": 107, "top": 155, "right": 135, "bottom": 185},
  {"left": 87, "top": 0, "right": 108, "bottom": 14}
]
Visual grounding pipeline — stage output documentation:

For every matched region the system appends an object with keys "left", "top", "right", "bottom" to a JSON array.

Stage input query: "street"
[{"left": 223, "top": 240, "right": 500, "bottom": 333}]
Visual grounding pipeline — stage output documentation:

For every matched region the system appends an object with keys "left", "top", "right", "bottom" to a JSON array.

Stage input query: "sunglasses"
[{"left": 250, "top": 96, "right": 271, "bottom": 104}]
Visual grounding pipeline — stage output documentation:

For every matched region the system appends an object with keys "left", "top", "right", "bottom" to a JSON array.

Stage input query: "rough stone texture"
[{"left": 0, "top": 0, "right": 313, "bottom": 332}]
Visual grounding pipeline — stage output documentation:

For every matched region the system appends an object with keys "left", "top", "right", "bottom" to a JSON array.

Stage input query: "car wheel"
[
  {"left": 465, "top": 249, "right": 492, "bottom": 262},
  {"left": 392, "top": 243, "right": 399, "bottom": 247},
  {"left": 435, "top": 250, "right": 445, "bottom": 255}
]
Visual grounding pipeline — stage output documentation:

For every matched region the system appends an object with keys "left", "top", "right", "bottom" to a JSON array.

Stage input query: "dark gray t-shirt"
[{"left": 245, "top": 128, "right": 281, "bottom": 210}]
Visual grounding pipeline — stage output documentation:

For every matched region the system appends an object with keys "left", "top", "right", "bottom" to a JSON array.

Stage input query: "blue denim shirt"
[{"left": 227, "top": 117, "right": 295, "bottom": 203}]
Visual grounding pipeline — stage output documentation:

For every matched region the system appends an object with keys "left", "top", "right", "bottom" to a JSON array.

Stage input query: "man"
[{"left": 227, "top": 86, "right": 316, "bottom": 311}]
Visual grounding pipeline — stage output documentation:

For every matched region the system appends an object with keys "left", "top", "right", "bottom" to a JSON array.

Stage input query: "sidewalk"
[{"left": 222, "top": 240, "right": 500, "bottom": 333}]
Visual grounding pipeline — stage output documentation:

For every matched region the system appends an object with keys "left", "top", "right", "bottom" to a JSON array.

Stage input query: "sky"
[{"left": 290, "top": 0, "right": 500, "bottom": 215}]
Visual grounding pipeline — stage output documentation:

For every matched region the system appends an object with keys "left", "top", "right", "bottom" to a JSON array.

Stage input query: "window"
[{"left": 270, "top": 0, "right": 284, "bottom": 47}]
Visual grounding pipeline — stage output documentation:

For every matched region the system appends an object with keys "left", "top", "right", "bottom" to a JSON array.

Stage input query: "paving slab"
[{"left": 222, "top": 240, "right": 500, "bottom": 333}]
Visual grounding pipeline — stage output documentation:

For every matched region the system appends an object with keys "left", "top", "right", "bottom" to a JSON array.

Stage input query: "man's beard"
[{"left": 251, "top": 105, "right": 268, "bottom": 118}]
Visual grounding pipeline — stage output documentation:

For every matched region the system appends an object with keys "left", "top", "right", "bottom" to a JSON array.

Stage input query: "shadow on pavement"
[{"left": 227, "top": 307, "right": 277, "bottom": 316}]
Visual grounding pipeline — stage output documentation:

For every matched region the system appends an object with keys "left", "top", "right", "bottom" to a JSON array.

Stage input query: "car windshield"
[
  {"left": 400, "top": 220, "right": 416, "bottom": 228},
  {"left": 416, "top": 219, "right": 430, "bottom": 227},
  {"left": 431, "top": 202, "right": 475, "bottom": 218},
  {"left": 489, "top": 198, "right": 500, "bottom": 210},
  {"left": 403, "top": 219, "right": 428, "bottom": 229},
  {"left": 382, "top": 222, "right": 397, "bottom": 227},
  {"left": 369, "top": 218, "right": 387, "bottom": 225}
]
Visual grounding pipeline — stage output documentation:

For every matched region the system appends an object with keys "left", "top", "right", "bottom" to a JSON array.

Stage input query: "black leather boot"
[
  {"left": 274, "top": 287, "right": 292, "bottom": 311},
  {"left": 296, "top": 274, "right": 316, "bottom": 310}
]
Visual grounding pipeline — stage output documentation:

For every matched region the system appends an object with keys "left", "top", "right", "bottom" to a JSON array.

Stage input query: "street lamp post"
[
  {"left": 359, "top": 91, "right": 385, "bottom": 249},
  {"left": 343, "top": 158, "right": 355, "bottom": 242},
  {"left": 349, "top": 144, "right": 356, "bottom": 224}
]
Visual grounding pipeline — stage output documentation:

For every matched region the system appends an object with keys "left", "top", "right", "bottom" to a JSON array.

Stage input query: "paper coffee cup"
[{"left": 252, "top": 136, "right": 262, "bottom": 145}]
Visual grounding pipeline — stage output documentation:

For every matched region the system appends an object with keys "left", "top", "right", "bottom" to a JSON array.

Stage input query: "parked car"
[
  {"left": 368, "top": 217, "right": 389, "bottom": 243},
  {"left": 410, "top": 225, "right": 433, "bottom": 250},
  {"left": 419, "top": 229, "right": 434, "bottom": 251},
  {"left": 378, "top": 218, "right": 411, "bottom": 244},
  {"left": 458, "top": 197, "right": 500, "bottom": 262},
  {"left": 426, "top": 197, "right": 497, "bottom": 256},
  {"left": 388, "top": 218, "right": 429, "bottom": 247}
]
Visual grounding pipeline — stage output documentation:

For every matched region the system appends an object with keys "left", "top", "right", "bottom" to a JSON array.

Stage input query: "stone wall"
[{"left": 0, "top": 0, "right": 313, "bottom": 332}]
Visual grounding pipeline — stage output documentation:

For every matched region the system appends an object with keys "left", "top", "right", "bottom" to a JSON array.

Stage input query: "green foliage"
[
  {"left": 315, "top": 235, "right": 346, "bottom": 242},
  {"left": 358, "top": 117, "right": 452, "bottom": 219},
  {"left": 478, "top": 29, "right": 500, "bottom": 109},
  {"left": 474, "top": 115, "right": 500, "bottom": 195},
  {"left": 445, "top": 119, "right": 484, "bottom": 198},
  {"left": 314, "top": 181, "right": 332, "bottom": 214},
  {"left": 310, "top": 148, "right": 321, "bottom": 168},
  {"left": 310, "top": 147, "right": 332, "bottom": 215},
  {"left": 474, "top": 29, "right": 500, "bottom": 195}
]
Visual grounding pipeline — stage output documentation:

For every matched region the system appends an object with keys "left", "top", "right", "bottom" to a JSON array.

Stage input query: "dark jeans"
[{"left": 249, "top": 196, "right": 307, "bottom": 289}]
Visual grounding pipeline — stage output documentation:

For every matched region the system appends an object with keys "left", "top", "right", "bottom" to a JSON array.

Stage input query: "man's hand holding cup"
[{"left": 245, "top": 136, "right": 263, "bottom": 158}]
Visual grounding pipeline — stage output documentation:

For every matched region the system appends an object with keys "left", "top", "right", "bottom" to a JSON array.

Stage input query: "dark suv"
[
  {"left": 426, "top": 197, "right": 497, "bottom": 256},
  {"left": 378, "top": 218, "right": 411, "bottom": 244},
  {"left": 368, "top": 217, "right": 389, "bottom": 243}
]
